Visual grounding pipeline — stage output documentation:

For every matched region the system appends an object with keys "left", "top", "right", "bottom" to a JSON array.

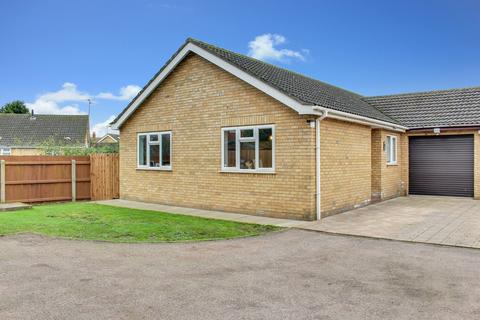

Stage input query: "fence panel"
[
  {"left": 0, "top": 156, "right": 91, "bottom": 203},
  {"left": 0, "top": 154, "right": 119, "bottom": 203},
  {"left": 90, "top": 153, "right": 119, "bottom": 200}
]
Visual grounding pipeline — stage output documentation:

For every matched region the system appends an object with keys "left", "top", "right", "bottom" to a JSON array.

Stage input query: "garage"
[{"left": 409, "top": 135, "right": 474, "bottom": 197}]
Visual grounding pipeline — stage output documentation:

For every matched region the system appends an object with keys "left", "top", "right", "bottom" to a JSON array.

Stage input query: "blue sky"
[{"left": 1, "top": 0, "right": 479, "bottom": 135}]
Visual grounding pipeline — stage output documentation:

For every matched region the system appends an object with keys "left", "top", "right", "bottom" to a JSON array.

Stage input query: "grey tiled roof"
[
  {"left": 0, "top": 114, "right": 89, "bottom": 147},
  {"left": 364, "top": 87, "right": 480, "bottom": 129},
  {"left": 114, "top": 38, "right": 479, "bottom": 130},
  {"left": 188, "top": 39, "right": 398, "bottom": 124},
  {"left": 113, "top": 38, "right": 398, "bottom": 125}
]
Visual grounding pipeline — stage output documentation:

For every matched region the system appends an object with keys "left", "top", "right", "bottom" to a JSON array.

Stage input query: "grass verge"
[{"left": 0, "top": 202, "right": 281, "bottom": 242}]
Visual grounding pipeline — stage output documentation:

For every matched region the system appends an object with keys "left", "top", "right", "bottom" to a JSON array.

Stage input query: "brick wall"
[
  {"left": 400, "top": 133, "right": 409, "bottom": 195},
  {"left": 371, "top": 129, "right": 406, "bottom": 201},
  {"left": 119, "top": 53, "right": 316, "bottom": 220},
  {"left": 320, "top": 118, "right": 372, "bottom": 216},
  {"left": 371, "top": 130, "right": 382, "bottom": 201}
]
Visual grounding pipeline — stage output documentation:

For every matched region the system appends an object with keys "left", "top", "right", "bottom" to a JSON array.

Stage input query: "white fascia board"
[
  {"left": 311, "top": 106, "right": 407, "bottom": 132},
  {"left": 97, "top": 134, "right": 118, "bottom": 143},
  {"left": 112, "top": 43, "right": 312, "bottom": 129}
]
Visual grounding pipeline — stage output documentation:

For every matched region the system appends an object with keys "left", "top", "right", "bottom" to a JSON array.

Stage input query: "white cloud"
[
  {"left": 248, "top": 34, "right": 306, "bottom": 62},
  {"left": 97, "top": 85, "right": 141, "bottom": 101},
  {"left": 91, "top": 115, "right": 118, "bottom": 137},
  {"left": 25, "top": 82, "right": 141, "bottom": 115},
  {"left": 39, "top": 82, "right": 91, "bottom": 102},
  {"left": 26, "top": 82, "right": 91, "bottom": 115}
]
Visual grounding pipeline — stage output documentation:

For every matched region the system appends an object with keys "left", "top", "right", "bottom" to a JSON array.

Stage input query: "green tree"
[{"left": 0, "top": 100, "right": 29, "bottom": 114}]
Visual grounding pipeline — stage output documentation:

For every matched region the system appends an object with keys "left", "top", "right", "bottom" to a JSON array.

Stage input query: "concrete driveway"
[
  {"left": 1, "top": 230, "right": 480, "bottom": 320},
  {"left": 301, "top": 196, "right": 480, "bottom": 248}
]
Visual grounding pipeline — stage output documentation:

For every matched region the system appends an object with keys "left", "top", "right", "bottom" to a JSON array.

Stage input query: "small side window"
[{"left": 386, "top": 136, "right": 397, "bottom": 165}]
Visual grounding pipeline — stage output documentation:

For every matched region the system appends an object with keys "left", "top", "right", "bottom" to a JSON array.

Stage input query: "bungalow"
[
  {"left": 111, "top": 38, "right": 480, "bottom": 220},
  {"left": 0, "top": 113, "right": 90, "bottom": 155},
  {"left": 95, "top": 133, "right": 120, "bottom": 145}
]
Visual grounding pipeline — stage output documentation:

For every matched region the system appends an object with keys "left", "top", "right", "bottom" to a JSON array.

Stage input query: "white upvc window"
[
  {"left": 0, "top": 148, "right": 11, "bottom": 155},
  {"left": 386, "top": 135, "right": 397, "bottom": 165},
  {"left": 137, "top": 131, "right": 172, "bottom": 170},
  {"left": 221, "top": 125, "right": 275, "bottom": 173}
]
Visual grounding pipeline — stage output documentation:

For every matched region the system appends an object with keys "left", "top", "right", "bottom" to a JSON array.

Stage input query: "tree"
[{"left": 0, "top": 100, "right": 29, "bottom": 114}]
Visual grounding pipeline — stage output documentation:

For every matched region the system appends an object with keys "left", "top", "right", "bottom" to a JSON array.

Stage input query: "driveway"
[
  {"left": 1, "top": 230, "right": 480, "bottom": 320},
  {"left": 301, "top": 196, "right": 480, "bottom": 248}
]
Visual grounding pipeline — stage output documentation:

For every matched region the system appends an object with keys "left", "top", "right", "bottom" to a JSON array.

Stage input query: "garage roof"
[{"left": 365, "top": 87, "right": 480, "bottom": 129}]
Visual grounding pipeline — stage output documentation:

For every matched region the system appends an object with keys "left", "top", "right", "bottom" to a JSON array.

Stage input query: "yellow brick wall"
[
  {"left": 374, "top": 130, "right": 406, "bottom": 200},
  {"left": 407, "top": 130, "right": 480, "bottom": 199},
  {"left": 320, "top": 118, "right": 372, "bottom": 216},
  {"left": 119, "top": 53, "right": 316, "bottom": 220},
  {"left": 400, "top": 133, "right": 409, "bottom": 195},
  {"left": 371, "top": 130, "right": 382, "bottom": 201}
]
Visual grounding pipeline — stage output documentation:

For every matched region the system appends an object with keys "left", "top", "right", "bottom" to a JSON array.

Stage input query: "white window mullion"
[
  {"left": 159, "top": 133, "right": 163, "bottom": 168},
  {"left": 272, "top": 126, "right": 276, "bottom": 169},
  {"left": 146, "top": 134, "right": 151, "bottom": 167},
  {"left": 254, "top": 128, "right": 259, "bottom": 169},
  {"left": 221, "top": 129, "right": 225, "bottom": 169},
  {"left": 236, "top": 128, "right": 240, "bottom": 170},
  {"left": 137, "top": 136, "right": 140, "bottom": 167}
]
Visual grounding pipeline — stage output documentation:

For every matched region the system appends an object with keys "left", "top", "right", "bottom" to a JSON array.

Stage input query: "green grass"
[{"left": 0, "top": 202, "right": 281, "bottom": 242}]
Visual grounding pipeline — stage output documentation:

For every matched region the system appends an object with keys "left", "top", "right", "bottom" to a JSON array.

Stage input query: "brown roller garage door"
[{"left": 409, "top": 135, "right": 474, "bottom": 197}]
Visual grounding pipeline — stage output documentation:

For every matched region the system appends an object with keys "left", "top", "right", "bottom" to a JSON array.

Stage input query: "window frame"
[
  {"left": 0, "top": 148, "right": 11, "bottom": 156},
  {"left": 137, "top": 131, "right": 172, "bottom": 171},
  {"left": 221, "top": 125, "right": 275, "bottom": 173},
  {"left": 386, "top": 135, "right": 397, "bottom": 165}
]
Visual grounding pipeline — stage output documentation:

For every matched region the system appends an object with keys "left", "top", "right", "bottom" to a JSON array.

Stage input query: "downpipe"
[{"left": 316, "top": 111, "right": 328, "bottom": 220}]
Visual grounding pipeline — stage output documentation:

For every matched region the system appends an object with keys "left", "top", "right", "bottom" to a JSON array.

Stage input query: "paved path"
[
  {"left": 1, "top": 230, "right": 480, "bottom": 320},
  {"left": 299, "top": 196, "right": 480, "bottom": 248},
  {"left": 95, "top": 199, "right": 305, "bottom": 227}
]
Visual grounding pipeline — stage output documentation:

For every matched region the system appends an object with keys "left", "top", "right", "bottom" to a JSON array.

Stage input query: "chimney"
[
  {"left": 29, "top": 109, "right": 36, "bottom": 120},
  {"left": 92, "top": 131, "right": 96, "bottom": 139},
  {"left": 31, "top": 109, "right": 34, "bottom": 116}
]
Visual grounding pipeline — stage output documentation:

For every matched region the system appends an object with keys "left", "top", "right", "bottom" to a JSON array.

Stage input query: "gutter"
[
  {"left": 407, "top": 126, "right": 480, "bottom": 133},
  {"left": 311, "top": 106, "right": 407, "bottom": 132},
  {"left": 315, "top": 110, "right": 328, "bottom": 220}
]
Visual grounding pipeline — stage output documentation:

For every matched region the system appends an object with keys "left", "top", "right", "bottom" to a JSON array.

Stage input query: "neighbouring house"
[
  {"left": 95, "top": 133, "right": 120, "bottom": 145},
  {"left": 0, "top": 112, "right": 90, "bottom": 155},
  {"left": 111, "top": 38, "right": 480, "bottom": 221}
]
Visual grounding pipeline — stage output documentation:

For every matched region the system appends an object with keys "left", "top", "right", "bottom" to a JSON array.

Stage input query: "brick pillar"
[{"left": 371, "top": 129, "right": 382, "bottom": 202}]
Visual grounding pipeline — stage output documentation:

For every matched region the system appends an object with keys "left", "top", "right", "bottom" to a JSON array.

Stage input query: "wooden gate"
[{"left": 90, "top": 153, "right": 119, "bottom": 200}]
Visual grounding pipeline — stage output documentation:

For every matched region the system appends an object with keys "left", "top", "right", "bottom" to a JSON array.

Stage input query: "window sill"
[
  {"left": 386, "top": 163, "right": 398, "bottom": 166},
  {"left": 220, "top": 169, "right": 276, "bottom": 175},
  {"left": 136, "top": 167, "right": 172, "bottom": 171}
]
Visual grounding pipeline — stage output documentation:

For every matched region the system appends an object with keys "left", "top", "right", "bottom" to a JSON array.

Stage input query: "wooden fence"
[{"left": 0, "top": 154, "right": 119, "bottom": 203}]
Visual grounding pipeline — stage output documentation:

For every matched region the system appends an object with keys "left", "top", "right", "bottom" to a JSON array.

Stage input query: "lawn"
[{"left": 0, "top": 203, "right": 280, "bottom": 242}]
